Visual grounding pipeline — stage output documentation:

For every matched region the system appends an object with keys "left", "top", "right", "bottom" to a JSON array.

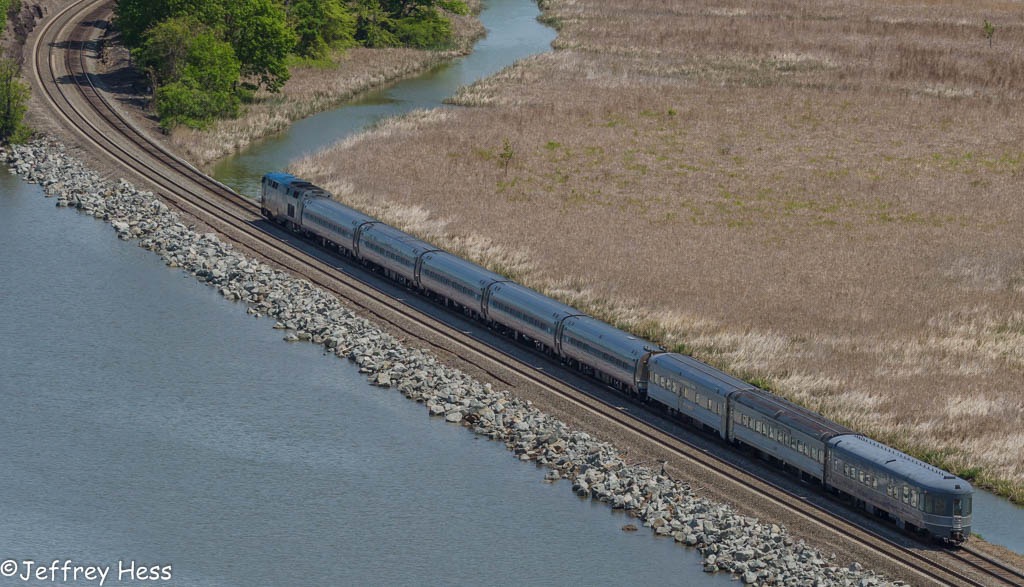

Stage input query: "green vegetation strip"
[{"left": 116, "top": 0, "right": 468, "bottom": 131}]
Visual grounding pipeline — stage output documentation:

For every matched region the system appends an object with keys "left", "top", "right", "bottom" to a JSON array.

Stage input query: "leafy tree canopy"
[
  {"left": 287, "top": 0, "right": 358, "bottom": 59},
  {"left": 114, "top": 0, "right": 464, "bottom": 129},
  {"left": 117, "top": 0, "right": 292, "bottom": 91},
  {"left": 138, "top": 17, "right": 242, "bottom": 130}
]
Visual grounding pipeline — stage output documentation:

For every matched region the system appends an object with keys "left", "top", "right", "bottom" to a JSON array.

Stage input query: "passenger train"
[{"left": 261, "top": 172, "right": 973, "bottom": 544}]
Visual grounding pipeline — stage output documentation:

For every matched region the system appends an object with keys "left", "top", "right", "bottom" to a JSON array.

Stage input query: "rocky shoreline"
[{"left": 3, "top": 137, "right": 899, "bottom": 587}]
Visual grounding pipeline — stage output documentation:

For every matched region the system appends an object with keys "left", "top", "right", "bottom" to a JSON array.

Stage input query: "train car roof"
[
  {"left": 649, "top": 353, "right": 755, "bottom": 395},
  {"left": 420, "top": 251, "right": 508, "bottom": 286},
  {"left": 829, "top": 435, "right": 973, "bottom": 495},
  {"left": 732, "top": 390, "right": 853, "bottom": 441},
  {"left": 487, "top": 282, "right": 583, "bottom": 321},
  {"left": 360, "top": 222, "right": 437, "bottom": 253},
  {"left": 303, "top": 197, "right": 377, "bottom": 224},
  {"left": 561, "top": 315, "right": 660, "bottom": 355}
]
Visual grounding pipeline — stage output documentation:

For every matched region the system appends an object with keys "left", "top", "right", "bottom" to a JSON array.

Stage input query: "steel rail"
[{"left": 28, "top": 2, "right": 1020, "bottom": 585}]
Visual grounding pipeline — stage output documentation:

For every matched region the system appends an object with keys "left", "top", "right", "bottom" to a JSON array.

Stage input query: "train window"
[
  {"left": 953, "top": 498, "right": 963, "bottom": 516},
  {"left": 911, "top": 491, "right": 919, "bottom": 508},
  {"left": 902, "top": 486, "right": 910, "bottom": 503}
]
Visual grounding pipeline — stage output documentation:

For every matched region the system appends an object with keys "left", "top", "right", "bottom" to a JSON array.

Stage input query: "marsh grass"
[{"left": 291, "top": 0, "right": 1024, "bottom": 501}]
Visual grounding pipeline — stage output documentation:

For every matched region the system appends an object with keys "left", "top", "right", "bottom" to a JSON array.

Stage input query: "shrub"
[
  {"left": 392, "top": 7, "right": 452, "bottom": 49},
  {"left": 438, "top": 0, "right": 469, "bottom": 16},
  {"left": 0, "top": 58, "right": 31, "bottom": 144},
  {"left": 156, "top": 82, "right": 239, "bottom": 131}
]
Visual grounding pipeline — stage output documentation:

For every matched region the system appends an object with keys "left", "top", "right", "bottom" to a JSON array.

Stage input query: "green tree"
[
  {"left": 134, "top": 15, "right": 198, "bottom": 85},
  {"left": 382, "top": 0, "right": 436, "bottom": 18},
  {"left": 114, "top": 0, "right": 205, "bottom": 47},
  {"left": 0, "top": 58, "right": 31, "bottom": 144},
  {"left": 218, "top": 0, "right": 295, "bottom": 91},
  {"left": 392, "top": 5, "right": 451, "bottom": 49},
  {"left": 353, "top": 0, "right": 398, "bottom": 47},
  {"left": 142, "top": 19, "right": 242, "bottom": 131},
  {"left": 287, "top": 0, "right": 357, "bottom": 59},
  {"left": 117, "top": 0, "right": 293, "bottom": 92}
]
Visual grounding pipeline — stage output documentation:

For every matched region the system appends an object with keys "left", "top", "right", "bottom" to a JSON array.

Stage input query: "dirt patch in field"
[{"left": 291, "top": 0, "right": 1024, "bottom": 502}]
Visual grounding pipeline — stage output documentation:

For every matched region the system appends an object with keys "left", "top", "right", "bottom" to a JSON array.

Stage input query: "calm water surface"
[
  {"left": 0, "top": 172, "right": 730, "bottom": 585},
  {"left": 1, "top": 7, "right": 1020, "bottom": 587}
]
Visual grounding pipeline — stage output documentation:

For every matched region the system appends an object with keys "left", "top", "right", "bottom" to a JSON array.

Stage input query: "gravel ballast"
[{"left": 4, "top": 137, "right": 902, "bottom": 586}]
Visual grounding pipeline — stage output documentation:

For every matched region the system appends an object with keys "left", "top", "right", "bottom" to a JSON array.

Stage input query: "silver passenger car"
[
  {"left": 647, "top": 353, "right": 753, "bottom": 437},
  {"left": 418, "top": 251, "right": 507, "bottom": 316},
  {"left": 301, "top": 197, "right": 377, "bottom": 254},
  {"left": 559, "top": 316, "right": 658, "bottom": 393},
  {"left": 729, "top": 390, "right": 851, "bottom": 481},
  {"left": 485, "top": 282, "right": 581, "bottom": 351},
  {"left": 828, "top": 435, "right": 972, "bottom": 543},
  {"left": 356, "top": 223, "right": 438, "bottom": 284}
]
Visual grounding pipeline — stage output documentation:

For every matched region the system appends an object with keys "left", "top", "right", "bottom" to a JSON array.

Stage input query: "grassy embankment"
[
  {"left": 167, "top": 1, "right": 483, "bottom": 167},
  {"left": 290, "top": 0, "right": 1024, "bottom": 503}
]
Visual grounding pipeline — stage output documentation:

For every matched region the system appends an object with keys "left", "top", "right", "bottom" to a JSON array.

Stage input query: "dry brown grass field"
[
  {"left": 167, "top": 5, "right": 484, "bottom": 166},
  {"left": 291, "top": 0, "right": 1024, "bottom": 502}
]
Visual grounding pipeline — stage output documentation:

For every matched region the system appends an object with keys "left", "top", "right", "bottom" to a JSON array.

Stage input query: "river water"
[
  {"left": 0, "top": 172, "right": 730, "bottom": 585},
  {"left": 0, "top": 6, "right": 1021, "bottom": 587}
]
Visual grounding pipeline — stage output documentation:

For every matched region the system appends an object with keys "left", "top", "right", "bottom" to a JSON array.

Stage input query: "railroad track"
[{"left": 27, "top": 2, "right": 1024, "bottom": 586}]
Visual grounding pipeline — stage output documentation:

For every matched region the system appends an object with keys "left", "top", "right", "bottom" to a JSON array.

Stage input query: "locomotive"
[{"left": 262, "top": 172, "right": 973, "bottom": 544}]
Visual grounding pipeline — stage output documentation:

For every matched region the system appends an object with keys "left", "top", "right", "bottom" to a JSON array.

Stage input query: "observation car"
[{"left": 828, "top": 435, "right": 972, "bottom": 543}]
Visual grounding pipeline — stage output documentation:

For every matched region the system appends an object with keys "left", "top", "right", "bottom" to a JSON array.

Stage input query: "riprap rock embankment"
[{"left": 4, "top": 138, "right": 900, "bottom": 586}]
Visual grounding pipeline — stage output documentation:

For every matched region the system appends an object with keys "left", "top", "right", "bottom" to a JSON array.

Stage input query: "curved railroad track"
[{"left": 26, "top": 1, "right": 1024, "bottom": 586}]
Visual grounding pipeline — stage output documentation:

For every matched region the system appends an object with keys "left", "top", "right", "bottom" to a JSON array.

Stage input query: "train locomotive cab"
[
  {"left": 260, "top": 172, "right": 325, "bottom": 230},
  {"left": 827, "top": 435, "right": 973, "bottom": 544}
]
